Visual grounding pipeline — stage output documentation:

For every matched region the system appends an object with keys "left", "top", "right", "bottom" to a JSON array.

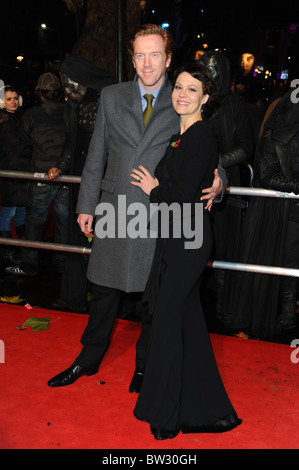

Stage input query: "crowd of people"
[{"left": 0, "top": 23, "right": 298, "bottom": 440}]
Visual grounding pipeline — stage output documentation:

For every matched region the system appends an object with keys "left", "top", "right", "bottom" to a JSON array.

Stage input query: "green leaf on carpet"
[
  {"left": 22, "top": 316, "right": 50, "bottom": 332},
  {"left": 0, "top": 295, "right": 25, "bottom": 304}
]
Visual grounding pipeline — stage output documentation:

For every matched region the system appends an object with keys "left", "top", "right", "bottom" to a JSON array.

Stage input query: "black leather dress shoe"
[
  {"left": 47, "top": 364, "right": 98, "bottom": 387},
  {"left": 275, "top": 319, "right": 296, "bottom": 335},
  {"left": 129, "top": 368, "right": 144, "bottom": 393},
  {"left": 153, "top": 429, "right": 180, "bottom": 440}
]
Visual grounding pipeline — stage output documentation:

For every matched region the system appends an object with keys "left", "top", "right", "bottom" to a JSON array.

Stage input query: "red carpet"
[{"left": 0, "top": 303, "right": 298, "bottom": 450}]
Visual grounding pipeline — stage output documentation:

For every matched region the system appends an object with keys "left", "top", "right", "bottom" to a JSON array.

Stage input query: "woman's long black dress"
[{"left": 133, "top": 121, "right": 242, "bottom": 435}]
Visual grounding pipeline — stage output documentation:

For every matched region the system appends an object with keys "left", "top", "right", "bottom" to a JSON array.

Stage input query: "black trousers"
[
  {"left": 74, "top": 283, "right": 151, "bottom": 371},
  {"left": 279, "top": 219, "right": 299, "bottom": 321}
]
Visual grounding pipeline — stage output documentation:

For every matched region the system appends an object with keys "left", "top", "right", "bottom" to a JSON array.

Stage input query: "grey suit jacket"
[{"left": 76, "top": 76, "right": 180, "bottom": 292}]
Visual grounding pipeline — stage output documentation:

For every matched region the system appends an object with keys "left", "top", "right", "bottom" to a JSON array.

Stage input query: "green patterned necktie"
[{"left": 143, "top": 94, "right": 154, "bottom": 126}]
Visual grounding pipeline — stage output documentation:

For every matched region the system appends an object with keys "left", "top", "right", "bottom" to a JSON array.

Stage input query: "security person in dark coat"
[
  {"left": 198, "top": 51, "right": 254, "bottom": 322},
  {"left": 51, "top": 56, "right": 115, "bottom": 313},
  {"left": 224, "top": 88, "right": 299, "bottom": 338},
  {"left": 0, "top": 85, "right": 31, "bottom": 264},
  {"left": 5, "top": 73, "right": 71, "bottom": 276}
]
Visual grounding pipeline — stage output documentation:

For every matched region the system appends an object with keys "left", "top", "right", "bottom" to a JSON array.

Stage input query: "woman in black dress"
[{"left": 130, "top": 64, "right": 241, "bottom": 440}]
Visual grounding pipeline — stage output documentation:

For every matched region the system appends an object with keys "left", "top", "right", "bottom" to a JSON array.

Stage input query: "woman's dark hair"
[
  {"left": 172, "top": 63, "right": 219, "bottom": 118},
  {"left": 4, "top": 85, "right": 19, "bottom": 95}
]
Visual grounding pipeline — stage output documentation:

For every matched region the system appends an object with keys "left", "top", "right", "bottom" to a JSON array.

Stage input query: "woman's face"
[
  {"left": 5, "top": 91, "right": 19, "bottom": 113},
  {"left": 172, "top": 72, "right": 209, "bottom": 119}
]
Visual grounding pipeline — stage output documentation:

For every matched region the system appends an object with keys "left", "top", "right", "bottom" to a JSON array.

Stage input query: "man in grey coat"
[{"left": 47, "top": 24, "right": 225, "bottom": 389}]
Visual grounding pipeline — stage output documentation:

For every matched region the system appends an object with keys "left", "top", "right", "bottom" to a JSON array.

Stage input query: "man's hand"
[
  {"left": 77, "top": 213, "right": 94, "bottom": 234},
  {"left": 48, "top": 167, "right": 61, "bottom": 180},
  {"left": 200, "top": 168, "right": 222, "bottom": 211}
]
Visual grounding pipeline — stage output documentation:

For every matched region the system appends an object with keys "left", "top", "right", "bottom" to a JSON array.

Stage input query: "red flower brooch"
[
  {"left": 171, "top": 139, "right": 181, "bottom": 148},
  {"left": 85, "top": 232, "right": 94, "bottom": 243}
]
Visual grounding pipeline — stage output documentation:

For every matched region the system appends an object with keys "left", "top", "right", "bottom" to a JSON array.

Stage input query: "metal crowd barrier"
[
  {"left": 0, "top": 169, "right": 298, "bottom": 277},
  {"left": 0, "top": 170, "right": 81, "bottom": 184}
]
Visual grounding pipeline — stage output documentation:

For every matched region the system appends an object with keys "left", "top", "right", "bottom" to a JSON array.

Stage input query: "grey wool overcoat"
[{"left": 76, "top": 75, "right": 180, "bottom": 292}]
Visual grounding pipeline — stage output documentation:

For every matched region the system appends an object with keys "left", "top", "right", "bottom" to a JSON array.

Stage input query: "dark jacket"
[
  {"left": 255, "top": 90, "right": 299, "bottom": 222},
  {"left": 207, "top": 54, "right": 253, "bottom": 185},
  {"left": 211, "top": 93, "right": 253, "bottom": 182},
  {"left": 0, "top": 109, "right": 31, "bottom": 206},
  {"left": 224, "top": 90, "right": 299, "bottom": 338},
  {"left": 22, "top": 100, "right": 71, "bottom": 174},
  {"left": 199, "top": 51, "right": 254, "bottom": 200}
]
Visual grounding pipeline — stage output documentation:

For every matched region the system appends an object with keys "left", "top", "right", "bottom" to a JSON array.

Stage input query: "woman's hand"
[
  {"left": 130, "top": 165, "right": 159, "bottom": 195},
  {"left": 200, "top": 168, "right": 222, "bottom": 211},
  {"left": 48, "top": 167, "right": 61, "bottom": 180}
]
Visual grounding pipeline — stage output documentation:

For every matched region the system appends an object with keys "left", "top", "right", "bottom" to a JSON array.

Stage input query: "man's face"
[
  {"left": 132, "top": 34, "right": 171, "bottom": 92},
  {"left": 60, "top": 73, "right": 87, "bottom": 104},
  {"left": 240, "top": 53, "right": 254, "bottom": 75}
]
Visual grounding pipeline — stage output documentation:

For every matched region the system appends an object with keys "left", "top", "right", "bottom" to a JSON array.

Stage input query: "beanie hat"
[{"left": 37, "top": 73, "right": 61, "bottom": 91}]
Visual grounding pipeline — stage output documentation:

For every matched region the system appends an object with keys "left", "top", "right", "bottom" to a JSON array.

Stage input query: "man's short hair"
[{"left": 128, "top": 23, "right": 173, "bottom": 59}]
